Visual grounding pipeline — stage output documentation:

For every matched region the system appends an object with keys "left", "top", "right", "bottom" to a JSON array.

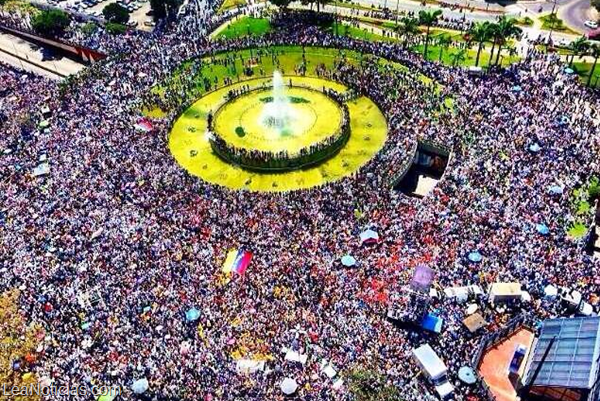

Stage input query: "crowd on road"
[{"left": 2, "top": 3, "right": 600, "bottom": 401}]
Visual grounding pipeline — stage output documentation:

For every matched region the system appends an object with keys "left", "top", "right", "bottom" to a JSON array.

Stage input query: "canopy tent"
[
  {"left": 236, "top": 359, "right": 266, "bottom": 375},
  {"left": 285, "top": 349, "right": 308, "bottom": 364},
  {"left": 488, "top": 282, "right": 522, "bottom": 303},
  {"left": 463, "top": 313, "right": 487, "bottom": 333},
  {"left": 32, "top": 163, "right": 50, "bottom": 177},
  {"left": 444, "top": 286, "right": 469, "bottom": 303},
  {"left": 421, "top": 313, "right": 443, "bottom": 333},
  {"left": 340, "top": 255, "right": 356, "bottom": 267},
  {"left": 280, "top": 378, "right": 298, "bottom": 395},
  {"left": 359, "top": 229, "right": 379, "bottom": 245},
  {"left": 544, "top": 284, "right": 558, "bottom": 300}
]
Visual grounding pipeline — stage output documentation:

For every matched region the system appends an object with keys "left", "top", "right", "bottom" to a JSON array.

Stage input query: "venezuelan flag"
[{"left": 222, "top": 249, "right": 253, "bottom": 275}]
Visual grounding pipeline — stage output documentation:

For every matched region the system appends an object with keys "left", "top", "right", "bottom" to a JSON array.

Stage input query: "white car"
[{"left": 584, "top": 20, "right": 598, "bottom": 29}]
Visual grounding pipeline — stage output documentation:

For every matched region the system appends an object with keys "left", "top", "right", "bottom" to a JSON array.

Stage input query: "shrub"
[
  {"left": 81, "top": 22, "right": 98, "bottom": 36},
  {"left": 105, "top": 22, "right": 127, "bottom": 35}
]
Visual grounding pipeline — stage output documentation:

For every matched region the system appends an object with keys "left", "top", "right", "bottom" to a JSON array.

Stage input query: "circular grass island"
[{"left": 166, "top": 46, "right": 391, "bottom": 192}]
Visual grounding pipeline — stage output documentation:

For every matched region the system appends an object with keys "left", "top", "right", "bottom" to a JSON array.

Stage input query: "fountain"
[{"left": 260, "top": 71, "right": 296, "bottom": 135}]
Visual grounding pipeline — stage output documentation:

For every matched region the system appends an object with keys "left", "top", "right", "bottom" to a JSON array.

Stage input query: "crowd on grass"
[{"left": 2, "top": 3, "right": 600, "bottom": 401}]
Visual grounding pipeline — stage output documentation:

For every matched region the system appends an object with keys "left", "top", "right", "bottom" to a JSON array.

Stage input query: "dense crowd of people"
[{"left": 2, "top": 2, "right": 600, "bottom": 401}]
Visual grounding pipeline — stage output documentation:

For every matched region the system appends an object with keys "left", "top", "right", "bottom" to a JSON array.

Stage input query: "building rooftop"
[{"left": 524, "top": 317, "right": 600, "bottom": 390}]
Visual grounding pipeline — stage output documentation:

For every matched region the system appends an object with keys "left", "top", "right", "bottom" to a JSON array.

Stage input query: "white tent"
[
  {"left": 544, "top": 284, "right": 558, "bottom": 300},
  {"left": 236, "top": 359, "right": 266, "bottom": 375},
  {"left": 359, "top": 229, "right": 379, "bottom": 245}
]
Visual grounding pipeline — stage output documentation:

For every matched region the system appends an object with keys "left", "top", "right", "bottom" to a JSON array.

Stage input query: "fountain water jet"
[{"left": 260, "top": 71, "right": 296, "bottom": 136}]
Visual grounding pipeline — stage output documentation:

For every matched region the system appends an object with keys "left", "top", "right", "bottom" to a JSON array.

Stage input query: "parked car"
[{"left": 584, "top": 20, "right": 598, "bottom": 29}]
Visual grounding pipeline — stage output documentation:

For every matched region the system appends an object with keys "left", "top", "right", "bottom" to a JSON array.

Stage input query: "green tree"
[
  {"left": 469, "top": 21, "right": 492, "bottom": 67},
  {"left": 150, "top": 0, "right": 181, "bottom": 21},
  {"left": 347, "top": 368, "right": 402, "bottom": 401},
  {"left": 493, "top": 17, "right": 521, "bottom": 66},
  {"left": 568, "top": 36, "right": 589, "bottom": 67},
  {"left": 587, "top": 43, "right": 600, "bottom": 87},
  {"left": 592, "top": 0, "right": 600, "bottom": 12},
  {"left": 436, "top": 33, "right": 452, "bottom": 62},
  {"left": 451, "top": 48, "right": 467, "bottom": 66},
  {"left": 103, "top": 3, "right": 129, "bottom": 24},
  {"left": 32, "top": 9, "right": 70, "bottom": 36},
  {"left": 418, "top": 9, "right": 442, "bottom": 60},
  {"left": 271, "top": 0, "right": 292, "bottom": 9},
  {"left": 396, "top": 16, "right": 419, "bottom": 49}
]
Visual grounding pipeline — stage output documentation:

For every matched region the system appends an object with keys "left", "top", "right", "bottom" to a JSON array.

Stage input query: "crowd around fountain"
[{"left": 2, "top": 2, "right": 600, "bottom": 401}]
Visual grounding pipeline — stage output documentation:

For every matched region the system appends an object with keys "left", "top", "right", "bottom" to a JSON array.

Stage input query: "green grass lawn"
[
  {"left": 152, "top": 45, "right": 433, "bottom": 108},
  {"left": 216, "top": 17, "right": 271, "bottom": 39},
  {"left": 332, "top": 23, "right": 398, "bottom": 42},
  {"left": 218, "top": 0, "right": 247, "bottom": 12},
  {"left": 572, "top": 61, "right": 600, "bottom": 87},
  {"left": 412, "top": 42, "right": 520, "bottom": 67},
  {"left": 539, "top": 14, "right": 578, "bottom": 35}
]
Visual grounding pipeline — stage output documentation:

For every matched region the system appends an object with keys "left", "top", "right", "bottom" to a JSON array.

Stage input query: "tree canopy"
[
  {"left": 150, "top": 0, "right": 181, "bottom": 21},
  {"left": 103, "top": 3, "right": 130, "bottom": 24},
  {"left": 31, "top": 9, "right": 70, "bottom": 36},
  {"left": 271, "top": 0, "right": 292, "bottom": 9}
]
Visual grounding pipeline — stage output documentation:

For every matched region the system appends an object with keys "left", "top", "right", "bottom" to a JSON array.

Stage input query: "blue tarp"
[{"left": 421, "top": 314, "right": 443, "bottom": 333}]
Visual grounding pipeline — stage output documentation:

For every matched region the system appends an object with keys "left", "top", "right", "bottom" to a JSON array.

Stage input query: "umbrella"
[
  {"left": 185, "top": 308, "right": 200, "bottom": 322},
  {"left": 529, "top": 143, "right": 541, "bottom": 153},
  {"left": 359, "top": 229, "right": 379, "bottom": 244},
  {"left": 458, "top": 366, "right": 477, "bottom": 384},
  {"left": 511, "top": 85, "right": 522, "bottom": 92},
  {"left": 280, "top": 378, "right": 298, "bottom": 395},
  {"left": 536, "top": 224, "right": 549, "bottom": 235},
  {"left": 548, "top": 185, "right": 564, "bottom": 195},
  {"left": 341, "top": 255, "right": 356, "bottom": 267},
  {"left": 564, "top": 67, "right": 575, "bottom": 74},
  {"left": 466, "top": 304, "right": 478, "bottom": 315},
  {"left": 131, "top": 378, "right": 149, "bottom": 394},
  {"left": 468, "top": 251, "right": 482, "bottom": 263}
]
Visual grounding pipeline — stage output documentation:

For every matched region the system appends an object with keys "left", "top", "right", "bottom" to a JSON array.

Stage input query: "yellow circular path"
[{"left": 169, "top": 76, "right": 387, "bottom": 192}]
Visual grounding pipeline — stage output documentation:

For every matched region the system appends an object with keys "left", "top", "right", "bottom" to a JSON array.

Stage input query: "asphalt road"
[
  {"left": 0, "top": 31, "right": 85, "bottom": 78},
  {"left": 559, "top": 0, "right": 595, "bottom": 34}
]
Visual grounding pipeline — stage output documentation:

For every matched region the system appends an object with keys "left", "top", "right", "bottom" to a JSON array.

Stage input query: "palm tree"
[
  {"left": 469, "top": 21, "right": 492, "bottom": 67},
  {"left": 568, "top": 36, "right": 589, "bottom": 67},
  {"left": 493, "top": 17, "right": 522, "bottom": 66},
  {"left": 587, "top": 43, "right": 600, "bottom": 87},
  {"left": 418, "top": 9, "right": 443, "bottom": 60},
  {"left": 450, "top": 48, "right": 467, "bottom": 66},
  {"left": 396, "top": 16, "right": 420, "bottom": 49},
  {"left": 436, "top": 34, "right": 453, "bottom": 62}
]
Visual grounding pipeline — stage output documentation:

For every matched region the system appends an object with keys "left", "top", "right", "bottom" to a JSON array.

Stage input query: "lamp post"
[{"left": 546, "top": 0, "right": 558, "bottom": 44}]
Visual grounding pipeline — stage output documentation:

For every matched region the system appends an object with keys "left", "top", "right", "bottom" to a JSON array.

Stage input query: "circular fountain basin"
[{"left": 209, "top": 86, "right": 349, "bottom": 172}]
